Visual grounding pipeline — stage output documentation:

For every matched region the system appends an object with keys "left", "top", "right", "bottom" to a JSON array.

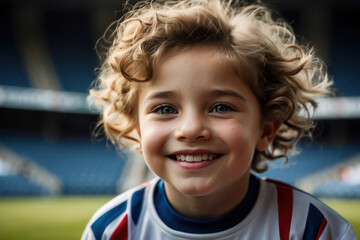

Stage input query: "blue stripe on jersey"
[
  {"left": 154, "top": 174, "right": 260, "bottom": 234},
  {"left": 91, "top": 201, "right": 127, "bottom": 240},
  {"left": 302, "top": 203, "right": 325, "bottom": 240},
  {"left": 131, "top": 188, "right": 146, "bottom": 225}
]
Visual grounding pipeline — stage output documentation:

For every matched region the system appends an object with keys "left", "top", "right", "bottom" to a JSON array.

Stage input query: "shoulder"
[
  {"left": 81, "top": 178, "right": 158, "bottom": 240},
  {"left": 260, "top": 177, "right": 357, "bottom": 240}
]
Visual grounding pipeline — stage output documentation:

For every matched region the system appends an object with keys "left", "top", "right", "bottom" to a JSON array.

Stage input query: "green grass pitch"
[
  {"left": 0, "top": 196, "right": 111, "bottom": 240},
  {"left": 0, "top": 197, "right": 359, "bottom": 239}
]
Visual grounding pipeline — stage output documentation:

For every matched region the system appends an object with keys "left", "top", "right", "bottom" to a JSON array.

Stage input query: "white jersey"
[{"left": 81, "top": 175, "right": 357, "bottom": 240}]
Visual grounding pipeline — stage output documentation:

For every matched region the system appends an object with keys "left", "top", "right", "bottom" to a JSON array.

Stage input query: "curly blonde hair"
[{"left": 90, "top": 0, "right": 332, "bottom": 172}]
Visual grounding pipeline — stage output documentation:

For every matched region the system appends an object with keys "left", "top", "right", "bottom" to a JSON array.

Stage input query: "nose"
[{"left": 174, "top": 111, "right": 211, "bottom": 141}]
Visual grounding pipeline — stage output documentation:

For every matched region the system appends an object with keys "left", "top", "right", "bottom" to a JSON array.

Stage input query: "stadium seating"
[
  {"left": 259, "top": 142, "right": 360, "bottom": 185},
  {"left": 0, "top": 175, "right": 50, "bottom": 196},
  {"left": 314, "top": 181, "right": 360, "bottom": 198},
  {"left": 0, "top": 5, "right": 31, "bottom": 88},
  {"left": 0, "top": 134, "right": 128, "bottom": 195}
]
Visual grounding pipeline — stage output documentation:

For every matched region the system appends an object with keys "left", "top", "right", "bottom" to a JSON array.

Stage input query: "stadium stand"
[
  {"left": 329, "top": 8, "right": 360, "bottom": 96},
  {"left": 0, "top": 134, "right": 129, "bottom": 195},
  {"left": 0, "top": 175, "right": 50, "bottom": 196},
  {"left": 0, "top": 4, "right": 31, "bottom": 88},
  {"left": 314, "top": 181, "right": 360, "bottom": 199},
  {"left": 260, "top": 142, "right": 360, "bottom": 185},
  {"left": 43, "top": 9, "right": 98, "bottom": 93}
]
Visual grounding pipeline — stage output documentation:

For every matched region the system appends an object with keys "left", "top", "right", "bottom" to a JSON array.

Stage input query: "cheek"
[
  {"left": 139, "top": 122, "right": 169, "bottom": 157},
  {"left": 139, "top": 121, "right": 172, "bottom": 177},
  {"left": 217, "top": 121, "right": 259, "bottom": 153},
  {"left": 219, "top": 121, "right": 248, "bottom": 139}
]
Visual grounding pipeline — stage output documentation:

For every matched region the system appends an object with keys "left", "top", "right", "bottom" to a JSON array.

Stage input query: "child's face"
[{"left": 137, "top": 46, "right": 273, "bottom": 202}]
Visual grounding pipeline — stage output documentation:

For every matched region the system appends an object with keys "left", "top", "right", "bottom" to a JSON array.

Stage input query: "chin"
[{"left": 174, "top": 179, "right": 218, "bottom": 197}]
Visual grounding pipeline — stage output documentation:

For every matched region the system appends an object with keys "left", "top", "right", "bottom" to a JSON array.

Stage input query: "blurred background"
[{"left": 0, "top": 0, "right": 360, "bottom": 239}]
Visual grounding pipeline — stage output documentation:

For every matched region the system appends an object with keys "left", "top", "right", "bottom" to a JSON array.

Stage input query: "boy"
[{"left": 82, "top": 0, "right": 357, "bottom": 239}]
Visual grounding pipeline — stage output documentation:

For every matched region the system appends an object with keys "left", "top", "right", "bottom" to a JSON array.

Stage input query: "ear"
[{"left": 256, "top": 120, "right": 281, "bottom": 151}]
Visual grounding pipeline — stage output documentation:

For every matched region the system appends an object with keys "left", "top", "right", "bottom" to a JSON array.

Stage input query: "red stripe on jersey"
[
  {"left": 266, "top": 179, "right": 293, "bottom": 240},
  {"left": 316, "top": 217, "right": 327, "bottom": 240},
  {"left": 110, "top": 214, "right": 128, "bottom": 240}
]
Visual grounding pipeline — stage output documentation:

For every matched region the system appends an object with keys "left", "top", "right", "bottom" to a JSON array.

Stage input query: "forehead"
[
  {"left": 158, "top": 44, "right": 254, "bottom": 78},
  {"left": 149, "top": 45, "right": 254, "bottom": 88},
  {"left": 151, "top": 46, "right": 231, "bottom": 87},
  {"left": 138, "top": 45, "right": 257, "bottom": 103}
]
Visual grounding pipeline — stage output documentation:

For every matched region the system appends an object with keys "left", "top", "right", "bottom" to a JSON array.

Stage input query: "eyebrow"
[
  {"left": 211, "top": 89, "right": 247, "bottom": 102},
  {"left": 144, "top": 89, "right": 247, "bottom": 102},
  {"left": 144, "top": 91, "right": 177, "bottom": 102}
]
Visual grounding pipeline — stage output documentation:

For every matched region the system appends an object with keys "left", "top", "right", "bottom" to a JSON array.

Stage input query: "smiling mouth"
[{"left": 168, "top": 153, "right": 222, "bottom": 162}]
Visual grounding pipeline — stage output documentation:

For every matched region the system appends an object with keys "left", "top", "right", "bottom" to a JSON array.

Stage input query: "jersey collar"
[{"left": 153, "top": 174, "right": 260, "bottom": 234}]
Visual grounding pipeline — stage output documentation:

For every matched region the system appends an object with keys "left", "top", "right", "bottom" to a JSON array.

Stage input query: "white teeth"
[
  {"left": 176, "top": 155, "right": 186, "bottom": 161},
  {"left": 194, "top": 155, "right": 202, "bottom": 162},
  {"left": 175, "top": 154, "right": 218, "bottom": 162}
]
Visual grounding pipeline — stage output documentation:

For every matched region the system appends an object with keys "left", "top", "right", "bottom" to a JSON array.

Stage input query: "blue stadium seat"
[
  {"left": 0, "top": 175, "right": 50, "bottom": 196},
  {"left": 259, "top": 142, "right": 360, "bottom": 185},
  {"left": 0, "top": 134, "right": 128, "bottom": 195}
]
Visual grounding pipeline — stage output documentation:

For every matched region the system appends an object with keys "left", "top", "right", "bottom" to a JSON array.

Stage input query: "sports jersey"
[{"left": 81, "top": 174, "right": 357, "bottom": 240}]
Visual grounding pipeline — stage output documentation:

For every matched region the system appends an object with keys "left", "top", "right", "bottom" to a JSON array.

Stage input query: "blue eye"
[
  {"left": 211, "top": 103, "right": 235, "bottom": 113},
  {"left": 153, "top": 105, "right": 177, "bottom": 115}
]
